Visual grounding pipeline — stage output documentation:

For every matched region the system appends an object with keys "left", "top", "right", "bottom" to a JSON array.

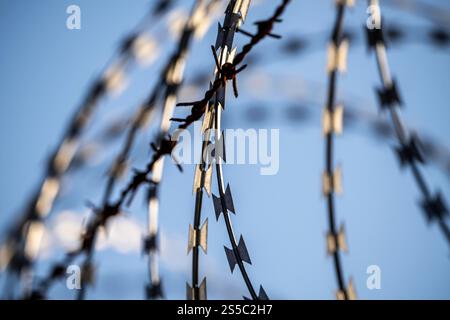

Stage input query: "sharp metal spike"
[
  {"left": 201, "top": 106, "right": 213, "bottom": 133},
  {"left": 193, "top": 164, "right": 202, "bottom": 194},
  {"left": 237, "top": 235, "right": 251, "bottom": 265},
  {"left": 326, "top": 225, "right": 347, "bottom": 255},
  {"left": 199, "top": 219, "right": 208, "bottom": 254},
  {"left": 224, "top": 184, "right": 235, "bottom": 213},
  {"left": 212, "top": 185, "right": 235, "bottom": 220},
  {"left": 326, "top": 232, "right": 337, "bottom": 255},
  {"left": 187, "top": 219, "right": 207, "bottom": 255},
  {"left": 336, "top": 278, "right": 357, "bottom": 300},
  {"left": 366, "top": 26, "right": 385, "bottom": 51},
  {"left": 377, "top": 80, "right": 402, "bottom": 109},
  {"left": 215, "top": 132, "right": 226, "bottom": 162},
  {"left": 212, "top": 193, "right": 223, "bottom": 220},
  {"left": 421, "top": 192, "right": 449, "bottom": 222},
  {"left": 337, "top": 224, "right": 348, "bottom": 253},
  {"left": 217, "top": 86, "right": 226, "bottom": 107},
  {"left": 219, "top": 46, "right": 229, "bottom": 67},
  {"left": 327, "top": 40, "right": 349, "bottom": 73},
  {"left": 236, "top": 28, "right": 254, "bottom": 38},
  {"left": 322, "top": 109, "right": 332, "bottom": 136},
  {"left": 229, "top": 12, "right": 242, "bottom": 29},
  {"left": 198, "top": 277, "right": 207, "bottom": 300},
  {"left": 268, "top": 33, "right": 282, "bottom": 39},
  {"left": 187, "top": 224, "right": 195, "bottom": 254},
  {"left": 233, "top": 0, "right": 251, "bottom": 25},
  {"left": 258, "top": 285, "right": 269, "bottom": 300},
  {"left": 215, "top": 23, "right": 224, "bottom": 50},
  {"left": 322, "top": 171, "right": 332, "bottom": 196},
  {"left": 322, "top": 105, "right": 344, "bottom": 135},
  {"left": 228, "top": 47, "right": 237, "bottom": 63},
  {"left": 224, "top": 245, "right": 237, "bottom": 273},
  {"left": 185, "top": 278, "right": 207, "bottom": 300},
  {"left": 193, "top": 162, "right": 213, "bottom": 196},
  {"left": 243, "top": 287, "right": 269, "bottom": 301},
  {"left": 334, "top": 105, "right": 344, "bottom": 135},
  {"left": 203, "top": 164, "right": 213, "bottom": 197},
  {"left": 334, "top": 167, "right": 343, "bottom": 195},
  {"left": 347, "top": 278, "right": 357, "bottom": 300},
  {"left": 395, "top": 136, "right": 424, "bottom": 167},
  {"left": 336, "top": 289, "right": 346, "bottom": 300},
  {"left": 337, "top": 39, "right": 349, "bottom": 73},
  {"left": 24, "top": 221, "right": 45, "bottom": 260},
  {"left": 186, "top": 282, "right": 193, "bottom": 300},
  {"left": 225, "top": 0, "right": 234, "bottom": 14},
  {"left": 322, "top": 168, "right": 342, "bottom": 195}
]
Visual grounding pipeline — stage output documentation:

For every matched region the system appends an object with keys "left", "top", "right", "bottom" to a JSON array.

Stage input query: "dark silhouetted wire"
[
  {"left": 366, "top": 0, "right": 450, "bottom": 246},
  {"left": 0, "top": 3, "right": 173, "bottom": 299},
  {"left": 322, "top": 0, "right": 355, "bottom": 300}
]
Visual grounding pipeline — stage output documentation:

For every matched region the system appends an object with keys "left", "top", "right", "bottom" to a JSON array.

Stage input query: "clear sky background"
[{"left": 0, "top": 0, "right": 449, "bottom": 299}]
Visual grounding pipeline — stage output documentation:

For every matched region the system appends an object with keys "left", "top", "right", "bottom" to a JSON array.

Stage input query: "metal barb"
[
  {"left": 322, "top": 0, "right": 354, "bottom": 300},
  {"left": 366, "top": 0, "right": 450, "bottom": 247}
]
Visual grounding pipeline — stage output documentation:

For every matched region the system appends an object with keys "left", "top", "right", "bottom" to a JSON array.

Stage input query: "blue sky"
[{"left": 0, "top": 0, "right": 449, "bottom": 299}]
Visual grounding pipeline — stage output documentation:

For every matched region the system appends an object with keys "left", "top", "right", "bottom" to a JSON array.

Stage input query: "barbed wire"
[
  {"left": 76, "top": 0, "right": 221, "bottom": 301},
  {"left": 205, "top": 0, "right": 292, "bottom": 301},
  {"left": 92, "top": 71, "right": 450, "bottom": 185},
  {"left": 187, "top": 84, "right": 214, "bottom": 301},
  {"left": 142, "top": 0, "right": 221, "bottom": 300},
  {"left": 186, "top": 0, "right": 252, "bottom": 301},
  {"left": 92, "top": 32, "right": 450, "bottom": 182},
  {"left": 26, "top": 0, "right": 291, "bottom": 301},
  {"left": 0, "top": 1, "right": 174, "bottom": 299},
  {"left": 26, "top": 0, "right": 219, "bottom": 300},
  {"left": 366, "top": 0, "right": 450, "bottom": 245},
  {"left": 321, "top": 0, "right": 355, "bottom": 300},
  {"left": 134, "top": 0, "right": 290, "bottom": 301},
  {"left": 3, "top": 0, "right": 450, "bottom": 300}
]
